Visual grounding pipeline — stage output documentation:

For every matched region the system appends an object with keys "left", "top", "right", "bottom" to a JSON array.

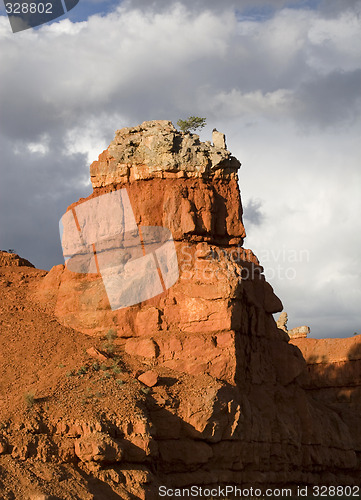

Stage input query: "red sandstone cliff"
[
  {"left": 0, "top": 121, "right": 360, "bottom": 499},
  {"left": 291, "top": 335, "right": 361, "bottom": 452}
]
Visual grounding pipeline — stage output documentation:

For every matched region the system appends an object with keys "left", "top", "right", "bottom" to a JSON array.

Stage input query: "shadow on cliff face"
[
  {"left": 141, "top": 348, "right": 361, "bottom": 495},
  {"left": 71, "top": 468, "right": 129, "bottom": 500},
  {"left": 291, "top": 335, "right": 361, "bottom": 460},
  {"left": 296, "top": 336, "right": 361, "bottom": 406},
  {"left": 1, "top": 262, "right": 361, "bottom": 498}
]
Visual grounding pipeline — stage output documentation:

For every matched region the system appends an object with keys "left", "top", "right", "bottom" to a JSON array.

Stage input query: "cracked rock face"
[
  {"left": 38, "top": 121, "right": 255, "bottom": 336},
  {"left": 90, "top": 120, "right": 241, "bottom": 187}
]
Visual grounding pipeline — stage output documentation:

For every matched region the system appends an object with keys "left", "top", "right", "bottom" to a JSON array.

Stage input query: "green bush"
[{"left": 177, "top": 116, "right": 206, "bottom": 133}]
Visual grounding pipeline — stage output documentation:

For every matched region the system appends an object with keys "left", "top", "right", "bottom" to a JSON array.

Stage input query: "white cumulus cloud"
[{"left": 0, "top": 0, "right": 360, "bottom": 337}]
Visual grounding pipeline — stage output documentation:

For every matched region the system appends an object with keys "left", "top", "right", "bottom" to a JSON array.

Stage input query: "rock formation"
[
  {"left": 90, "top": 120, "right": 239, "bottom": 187},
  {"left": 276, "top": 311, "right": 288, "bottom": 331},
  {"left": 1, "top": 121, "right": 360, "bottom": 499},
  {"left": 212, "top": 128, "right": 227, "bottom": 149},
  {"left": 277, "top": 311, "right": 310, "bottom": 339},
  {"left": 291, "top": 335, "right": 361, "bottom": 456},
  {"left": 288, "top": 325, "right": 310, "bottom": 339},
  {"left": 0, "top": 250, "right": 34, "bottom": 268}
]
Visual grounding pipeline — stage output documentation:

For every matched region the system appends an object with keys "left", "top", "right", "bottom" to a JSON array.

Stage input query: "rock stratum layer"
[
  {"left": 1, "top": 121, "right": 360, "bottom": 499},
  {"left": 90, "top": 120, "right": 240, "bottom": 187}
]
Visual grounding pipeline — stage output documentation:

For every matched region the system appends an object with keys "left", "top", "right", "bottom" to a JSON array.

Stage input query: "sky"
[{"left": 0, "top": 0, "right": 360, "bottom": 338}]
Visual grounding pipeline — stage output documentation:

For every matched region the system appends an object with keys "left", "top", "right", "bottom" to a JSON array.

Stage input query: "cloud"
[
  {"left": 0, "top": 1, "right": 360, "bottom": 337},
  {"left": 306, "top": 9, "right": 361, "bottom": 73},
  {"left": 243, "top": 199, "right": 265, "bottom": 227},
  {"left": 1, "top": 4, "right": 360, "bottom": 138},
  {"left": 318, "top": 0, "right": 361, "bottom": 17},
  {"left": 119, "top": 0, "right": 302, "bottom": 15},
  {"left": 235, "top": 116, "right": 361, "bottom": 338},
  {"left": 118, "top": 0, "right": 361, "bottom": 18},
  {"left": 0, "top": 133, "right": 91, "bottom": 269},
  {"left": 293, "top": 70, "right": 361, "bottom": 127}
]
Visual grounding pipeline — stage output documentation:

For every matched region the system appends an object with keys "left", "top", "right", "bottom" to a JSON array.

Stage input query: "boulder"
[
  {"left": 138, "top": 370, "right": 159, "bottom": 387},
  {"left": 74, "top": 433, "right": 124, "bottom": 463}
]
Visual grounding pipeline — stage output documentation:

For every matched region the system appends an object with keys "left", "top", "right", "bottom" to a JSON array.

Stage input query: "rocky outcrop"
[
  {"left": 290, "top": 335, "right": 361, "bottom": 452},
  {"left": 36, "top": 121, "right": 250, "bottom": 336},
  {"left": 288, "top": 325, "right": 310, "bottom": 339},
  {"left": 276, "top": 311, "right": 288, "bottom": 332},
  {"left": 25, "top": 120, "right": 361, "bottom": 496},
  {"left": 90, "top": 120, "right": 240, "bottom": 187},
  {"left": 0, "top": 250, "right": 34, "bottom": 268},
  {"left": 291, "top": 335, "right": 361, "bottom": 395},
  {"left": 277, "top": 311, "right": 310, "bottom": 338}
]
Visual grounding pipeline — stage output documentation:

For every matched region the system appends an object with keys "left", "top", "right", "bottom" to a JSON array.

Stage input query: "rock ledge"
[{"left": 90, "top": 120, "right": 240, "bottom": 188}]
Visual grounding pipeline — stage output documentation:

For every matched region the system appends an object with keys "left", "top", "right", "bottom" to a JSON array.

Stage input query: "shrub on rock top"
[{"left": 177, "top": 116, "right": 206, "bottom": 133}]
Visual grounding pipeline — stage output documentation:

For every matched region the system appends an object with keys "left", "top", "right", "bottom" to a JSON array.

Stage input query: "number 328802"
[{"left": 5, "top": 2, "right": 53, "bottom": 14}]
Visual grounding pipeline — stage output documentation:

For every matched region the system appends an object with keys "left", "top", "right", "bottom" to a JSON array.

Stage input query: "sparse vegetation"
[
  {"left": 103, "top": 342, "right": 115, "bottom": 355},
  {"left": 103, "top": 328, "right": 117, "bottom": 355},
  {"left": 112, "top": 364, "right": 121, "bottom": 374},
  {"left": 84, "top": 387, "right": 92, "bottom": 398},
  {"left": 106, "top": 329, "right": 117, "bottom": 342},
  {"left": 24, "top": 391, "right": 35, "bottom": 409},
  {"left": 77, "top": 366, "right": 88, "bottom": 376},
  {"left": 177, "top": 116, "right": 206, "bottom": 133}
]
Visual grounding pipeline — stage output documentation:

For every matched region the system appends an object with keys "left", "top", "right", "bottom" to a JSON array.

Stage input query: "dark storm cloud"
[
  {"left": 1, "top": 1, "right": 358, "bottom": 150},
  {"left": 243, "top": 199, "right": 264, "bottom": 227},
  {"left": 294, "top": 70, "right": 361, "bottom": 127},
  {"left": 0, "top": 135, "right": 91, "bottom": 269},
  {"left": 319, "top": 0, "right": 361, "bottom": 17}
]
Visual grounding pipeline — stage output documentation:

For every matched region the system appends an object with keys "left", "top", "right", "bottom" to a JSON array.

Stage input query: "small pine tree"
[{"left": 177, "top": 116, "right": 206, "bottom": 133}]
